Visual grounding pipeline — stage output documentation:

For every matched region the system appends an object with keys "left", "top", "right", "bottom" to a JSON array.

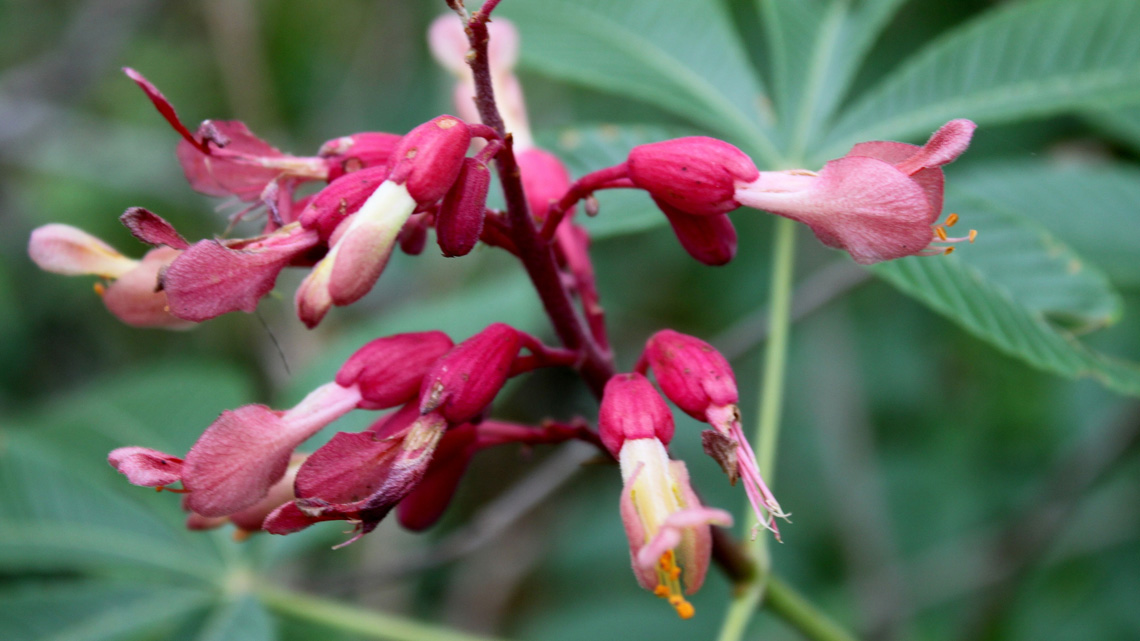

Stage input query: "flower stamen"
[{"left": 654, "top": 550, "right": 694, "bottom": 619}]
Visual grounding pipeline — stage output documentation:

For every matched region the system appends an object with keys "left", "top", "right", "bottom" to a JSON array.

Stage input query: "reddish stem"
[
  {"left": 475, "top": 418, "right": 604, "bottom": 451},
  {"left": 462, "top": 6, "right": 614, "bottom": 397}
]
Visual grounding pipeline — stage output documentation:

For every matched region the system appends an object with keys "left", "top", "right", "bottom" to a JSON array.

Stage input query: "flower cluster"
[{"left": 27, "top": 6, "right": 976, "bottom": 619}]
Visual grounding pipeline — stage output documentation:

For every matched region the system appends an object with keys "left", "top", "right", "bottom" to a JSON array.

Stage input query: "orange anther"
[
  {"left": 675, "top": 601, "right": 695, "bottom": 619},
  {"left": 654, "top": 585, "right": 670, "bottom": 598},
  {"left": 944, "top": 246, "right": 955, "bottom": 255},
  {"left": 945, "top": 213, "right": 959, "bottom": 227},
  {"left": 935, "top": 226, "right": 948, "bottom": 241},
  {"left": 93, "top": 282, "right": 106, "bottom": 297},
  {"left": 968, "top": 229, "right": 978, "bottom": 243}
]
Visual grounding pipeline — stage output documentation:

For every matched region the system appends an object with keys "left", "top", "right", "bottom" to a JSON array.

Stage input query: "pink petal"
[
  {"left": 182, "top": 382, "right": 361, "bottom": 516},
  {"left": 28, "top": 224, "right": 137, "bottom": 278},
  {"left": 737, "top": 157, "right": 933, "bottom": 264},
  {"left": 160, "top": 227, "right": 319, "bottom": 321},
  {"left": 175, "top": 121, "right": 291, "bottom": 201},
  {"left": 123, "top": 67, "right": 204, "bottom": 152},
  {"left": 119, "top": 208, "right": 190, "bottom": 250},
  {"left": 848, "top": 141, "right": 945, "bottom": 213},
  {"left": 102, "top": 247, "right": 190, "bottom": 329},
  {"left": 108, "top": 446, "right": 184, "bottom": 487},
  {"left": 895, "top": 119, "right": 977, "bottom": 175},
  {"left": 618, "top": 464, "right": 659, "bottom": 591}
]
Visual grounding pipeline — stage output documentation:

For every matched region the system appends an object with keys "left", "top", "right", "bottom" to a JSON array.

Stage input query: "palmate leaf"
[
  {"left": 503, "top": 0, "right": 782, "bottom": 164},
  {"left": 818, "top": 0, "right": 1140, "bottom": 161},
  {"left": 0, "top": 582, "right": 213, "bottom": 641},
  {"left": 758, "top": 0, "right": 909, "bottom": 160},
  {"left": 946, "top": 187, "right": 1122, "bottom": 333},
  {"left": 0, "top": 363, "right": 285, "bottom": 641}
]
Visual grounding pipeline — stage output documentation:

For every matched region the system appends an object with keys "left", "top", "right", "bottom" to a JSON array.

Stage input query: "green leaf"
[
  {"left": 758, "top": 0, "right": 909, "bottom": 160},
  {"left": 819, "top": 0, "right": 1140, "bottom": 161},
  {"left": 954, "top": 162, "right": 1140, "bottom": 287},
  {"left": 0, "top": 434, "right": 222, "bottom": 580},
  {"left": 872, "top": 255, "right": 1140, "bottom": 398},
  {"left": 505, "top": 0, "right": 782, "bottom": 164},
  {"left": 0, "top": 582, "right": 213, "bottom": 641},
  {"left": 1084, "top": 104, "right": 1140, "bottom": 153},
  {"left": 945, "top": 186, "right": 1122, "bottom": 332}
]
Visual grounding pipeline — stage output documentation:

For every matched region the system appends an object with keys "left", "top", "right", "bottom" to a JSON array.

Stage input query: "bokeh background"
[{"left": 2, "top": 1, "right": 1139, "bottom": 640}]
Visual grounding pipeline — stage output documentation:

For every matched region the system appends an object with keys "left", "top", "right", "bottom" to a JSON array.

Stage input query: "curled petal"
[
  {"left": 108, "top": 446, "right": 184, "bottom": 487},
  {"left": 120, "top": 208, "right": 190, "bottom": 250}
]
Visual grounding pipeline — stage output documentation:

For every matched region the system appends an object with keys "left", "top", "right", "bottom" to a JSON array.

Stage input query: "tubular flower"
[
  {"left": 27, "top": 224, "right": 189, "bottom": 328},
  {"left": 600, "top": 373, "right": 732, "bottom": 619},
  {"left": 621, "top": 120, "right": 977, "bottom": 264},
  {"left": 639, "top": 330, "right": 787, "bottom": 538}
]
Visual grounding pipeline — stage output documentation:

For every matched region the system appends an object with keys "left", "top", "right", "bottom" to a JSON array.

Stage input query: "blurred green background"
[{"left": 2, "top": 1, "right": 1139, "bottom": 640}]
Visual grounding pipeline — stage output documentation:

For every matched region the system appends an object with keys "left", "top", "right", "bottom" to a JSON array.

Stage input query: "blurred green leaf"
[
  {"left": 955, "top": 162, "right": 1140, "bottom": 287},
  {"left": 505, "top": 0, "right": 781, "bottom": 163},
  {"left": 1084, "top": 105, "right": 1140, "bottom": 153},
  {"left": 759, "top": 0, "right": 909, "bottom": 159},
  {"left": 820, "top": 0, "right": 1140, "bottom": 160},
  {"left": 0, "top": 582, "right": 213, "bottom": 641}
]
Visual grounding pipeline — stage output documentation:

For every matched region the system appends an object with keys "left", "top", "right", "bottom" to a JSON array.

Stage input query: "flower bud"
[
  {"left": 598, "top": 373, "right": 675, "bottom": 458},
  {"left": 642, "top": 330, "right": 737, "bottom": 422},
  {"left": 436, "top": 157, "right": 491, "bottom": 257},
  {"left": 627, "top": 137, "right": 759, "bottom": 216},
  {"left": 299, "top": 165, "right": 392, "bottom": 241},
  {"left": 419, "top": 323, "right": 522, "bottom": 424},
  {"left": 388, "top": 115, "right": 472, "bottom": 204},
  {"left": 336, "top": 331, "right": 456, "bottom": 410}
]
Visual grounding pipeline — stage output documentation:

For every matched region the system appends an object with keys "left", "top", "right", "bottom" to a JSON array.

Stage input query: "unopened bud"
[
  {"left": 598, "top": 372, "right": 675, "bottom": 458},
  {"left": 627, "top": 137, "right": 759, "bottom": 216},
  {"left": 642, "top": 330, "right": 738, "bottom": 424},
  {"left": 419, "top": 323, "right": 522, "bottom": 424},
  {"left": 436, "top": 157, "right": 491, "bottom": 257},
  {"left": 336, "top": 331, "right": 455, "bottom": 410},
  {"left": 389, "top": 115, "right": 472, "bottom": 204}
]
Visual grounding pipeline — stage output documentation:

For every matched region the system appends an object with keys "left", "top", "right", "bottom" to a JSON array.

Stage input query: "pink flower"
[
  {"left": 27, "top": 224, "right": 189, "bottom": 328},
  {"left": 622, "top": 120, "right": 977, "bottom": 264},
  {"left": 638, "top": 330, "right": 787, "bottom": 538},
  {"left": 599, "top": 373, "right": 732, "bottom": 618},
  {"left": 735, "top": 119, "right": 977, "bottom": 264}
]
